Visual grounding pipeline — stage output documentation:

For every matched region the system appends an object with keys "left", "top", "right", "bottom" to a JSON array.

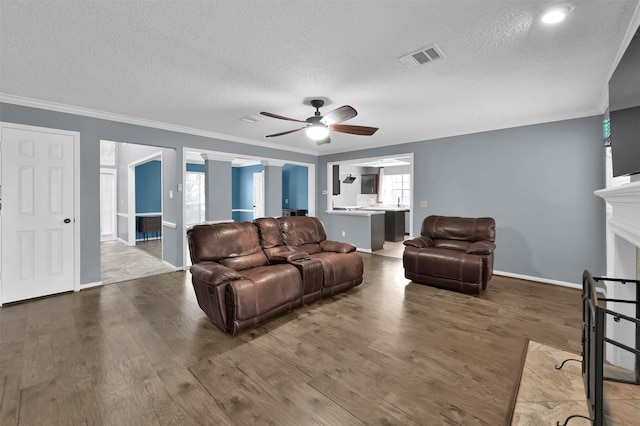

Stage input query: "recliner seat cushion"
[
  {"left": 230, "top": 264, "right": 302, "bottom": 320},
  {"left": 309, "top": 251, "right": 363, "bottom": 288}
]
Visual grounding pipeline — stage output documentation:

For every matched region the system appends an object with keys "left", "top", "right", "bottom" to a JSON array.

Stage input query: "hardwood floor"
[{"left": 0, "top": 254, "right": 583, "bottom": 425}]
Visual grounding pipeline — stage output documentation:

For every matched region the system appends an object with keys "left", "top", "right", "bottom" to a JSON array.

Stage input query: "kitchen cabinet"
[
  {"left": 384, "top": 210, "right": 406, "bottom": 242},
  {"left": 361, "top": 174, "right": 378, "bottom": 194},
  {"left": 332, "top": 164, "right": 340, "bottom": 195}
]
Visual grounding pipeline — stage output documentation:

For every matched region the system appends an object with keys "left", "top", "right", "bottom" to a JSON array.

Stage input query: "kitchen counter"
[
  {"left": 361, "top": 206, "right": 409, "bottom": 212},
  {"left": 326, "top": 210, "right": 385, "bottom": 216}
]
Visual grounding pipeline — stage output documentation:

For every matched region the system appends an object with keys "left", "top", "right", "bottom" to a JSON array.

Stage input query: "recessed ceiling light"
[{"left": 541, "top": 4, "right": 574, "bottom": 24}]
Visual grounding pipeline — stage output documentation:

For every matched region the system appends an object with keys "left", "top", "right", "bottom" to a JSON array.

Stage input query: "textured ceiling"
[{"left": 1, "top": 0, "right": 639, "bottom": 155}]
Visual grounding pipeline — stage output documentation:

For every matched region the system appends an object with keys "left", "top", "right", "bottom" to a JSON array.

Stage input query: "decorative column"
[
  {"left": 262, "top": 159, "right": 286, "bottom": 217},
  {"left": 201, "top": 153, "right": 233, "bottom": 222}
]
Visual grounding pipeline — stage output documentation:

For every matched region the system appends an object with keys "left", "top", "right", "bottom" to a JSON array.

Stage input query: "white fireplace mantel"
[
  {"left": 595, "top": 181, "right": 639, "bottom": 370},
  {"left": 595, "top": 181, "right": 640, "bottom": 249}
]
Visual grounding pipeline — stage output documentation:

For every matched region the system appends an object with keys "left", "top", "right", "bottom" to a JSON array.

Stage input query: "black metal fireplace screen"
[{"left": 580, "top": 270, "right": 639, "bottom": 425}]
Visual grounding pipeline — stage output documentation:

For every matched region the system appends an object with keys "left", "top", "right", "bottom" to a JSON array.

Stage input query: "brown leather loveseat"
[
  {"left": 187, "top": 216, "right": 363, "bottom": 334},
  {"left": 403, "top": 215, "right": 496, "bottom": 294}
]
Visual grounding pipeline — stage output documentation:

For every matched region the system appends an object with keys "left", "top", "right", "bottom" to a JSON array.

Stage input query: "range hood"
[{"left": 343, "top": 174, "right": 356, "bottom": 184}]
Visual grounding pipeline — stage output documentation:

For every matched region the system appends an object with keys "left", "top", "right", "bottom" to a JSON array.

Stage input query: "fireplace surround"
[{"left": 594, "top": 181, "right": 640, "bottom": 370}]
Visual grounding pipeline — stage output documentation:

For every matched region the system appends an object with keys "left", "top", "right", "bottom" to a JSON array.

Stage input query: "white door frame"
[
  {"left": 100, "top": 168, "right": 117, "bottom": 241},
  {"left": 326, "top": 153, "right": 414, "bottom": 237},
  {"left": 0, "top": 121, "right": 81, "bottom": 303},
  {"left": 127, "top": 151, "right": 162, "bottom": 246}
]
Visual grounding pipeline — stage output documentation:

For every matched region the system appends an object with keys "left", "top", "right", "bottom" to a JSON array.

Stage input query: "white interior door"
[
  {"left": 1, "top": 124, "right": 77, "bottom": 304},
  {"left": 253, "top": 171, "right": 264, "bottom": 219},
  {"left": 100, "top": 168, "right": 117, "bottom": 241}
]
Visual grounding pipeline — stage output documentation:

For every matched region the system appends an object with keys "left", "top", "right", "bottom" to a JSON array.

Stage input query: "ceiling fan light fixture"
[
  {"left": 541, "top": 4, "right": 574, "bottom": 24},
  {"left": 306, "top": 124, "right": 329, "bottom": 141}
]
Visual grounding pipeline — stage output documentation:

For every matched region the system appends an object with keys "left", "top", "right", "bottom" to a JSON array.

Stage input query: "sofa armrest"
[
  {"left": 466, "top": 240, "right": 496, "bottom": 255},
  {"left": 189, "top": 262, "right": 242, "bottom": 287},
  {"left": 320, "top": 240, "right": 356, "bottom": 253},
  {"left": 403, "top": 236, "right": 434, "bottom": 248},
  {"left": 270, "top": 250, "right": 310, "bottom": 263}
]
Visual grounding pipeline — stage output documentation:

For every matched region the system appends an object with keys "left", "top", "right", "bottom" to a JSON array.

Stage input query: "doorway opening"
[
  {"left": 99, "top": 140, "right": 174, "bottom": 285},
  {"left": 326, "top": 153, "right": 414, "bottom": 255}
]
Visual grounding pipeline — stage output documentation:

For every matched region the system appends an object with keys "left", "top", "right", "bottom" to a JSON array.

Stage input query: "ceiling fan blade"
[
  {"left": 329, "top": 124, "right": 379, "bottom": 136},
  {"left": 316, "top": 136, "right": 331, "bottom": 146},
  {"left": 320, "top": 105, "right": 357, "bottom": 126},
  {"left": 260, "top": 111, "right": 306, "bottom": 123},
  {"left": 265, "top": 127, "right": 306, "bottom": 137}
]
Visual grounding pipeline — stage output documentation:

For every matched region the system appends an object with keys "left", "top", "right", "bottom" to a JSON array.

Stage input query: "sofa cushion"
[
  {"left": 220, "top": 251, "right": 269, "bottom": 271},
  {"left": 467, "top": 241, "right": 496, "bottom": 255},
  {"left": 310, "top": 251, "right": 363, "bottom": 289},
  {"left": 280, "top": 216, "right": 327, "bottom": 247},
  {"left": 187, "top": 222, "right": 266, "bottom": 264},
  {"left": 403, "top": 236, "right": 434, "bottom": 248},
  {"left": 433, "top": 239, "right": 471, "bottom": 252},
  {"left": 254, "top": 217, "right": 285, "bottom": 249},
  {"left": 320, "top": 240, "right": 356, "bottom": 253}
]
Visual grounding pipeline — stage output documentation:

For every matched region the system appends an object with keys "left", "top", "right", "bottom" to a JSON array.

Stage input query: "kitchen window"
[{"left": 381, "top": 174, "right": 410, "bottom": 206}]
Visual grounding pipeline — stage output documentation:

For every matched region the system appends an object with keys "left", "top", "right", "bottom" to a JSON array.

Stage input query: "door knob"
[{"left": 64, "top": 218, "right": 71, "bottom": 224}]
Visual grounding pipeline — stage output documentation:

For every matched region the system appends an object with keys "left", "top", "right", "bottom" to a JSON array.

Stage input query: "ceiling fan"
[{"left": 260, "top": 99, "right": 378, "bottom": 145}]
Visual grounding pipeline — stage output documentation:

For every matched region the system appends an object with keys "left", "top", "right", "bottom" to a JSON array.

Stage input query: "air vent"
[
  {"left": 239, "top": 115, "right": 261, "bottom": 123},
  {"left": 398, "top": 44, "right": 445, "bottom": 69}
]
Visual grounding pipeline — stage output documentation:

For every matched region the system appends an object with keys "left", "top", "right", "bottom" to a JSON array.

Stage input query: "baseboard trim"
[
  {"left": 79, "top": 281, "right": 103, "bottom": 290},
  {"left": 493, "top": 270, "right": 581, "bottom": 290},
  {"left": 162, "top": 260, "right": 181, "bottom": 270},
  {"left": 356, "top": 248, "right": 373, "bottom": 253}
]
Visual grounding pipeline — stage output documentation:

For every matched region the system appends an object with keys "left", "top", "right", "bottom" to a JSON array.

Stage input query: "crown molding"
[
  {"left": 261, "top": 159, "right": 287, "bottom": 167},
  {"left": 319, "top": 107, "right": 605, "bottom": 156},
  {"left": 0, "top": 93, "right": 319, "bottom": 156}
]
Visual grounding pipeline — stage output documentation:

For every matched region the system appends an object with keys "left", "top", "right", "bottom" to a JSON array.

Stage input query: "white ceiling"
[{"left": 1, "top": 1, "right": 639, "bottom": 156}]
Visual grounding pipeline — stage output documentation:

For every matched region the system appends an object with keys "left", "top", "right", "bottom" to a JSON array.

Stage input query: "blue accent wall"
[
  {"left": 186, "top": 163, "right": 204, "bottom": 173},
  {"left": 282, "top": 164, "right": 308, "bottom": 209},
  {"left": 136, "top": 161, "right": 161, "bottom": 213},
  {"left": 135, "top": 160, "right": 161, "bottom": 239},
  {"left": 232, "top": 164, "right": 263, "bottom": 222}
]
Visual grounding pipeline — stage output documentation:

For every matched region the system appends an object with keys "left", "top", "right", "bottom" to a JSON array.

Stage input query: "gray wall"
[
  {"left": 264, "top": 165, "right": 283, "bottom": 217},
  {"left": 204, "top": 159, "right": 232, "bottom": 221},
  {"left": 0, "top": 102, "right": 317, "bottom": 285},
  {"left": 319, "top": 115, "right": 607, "bottom": 284}
]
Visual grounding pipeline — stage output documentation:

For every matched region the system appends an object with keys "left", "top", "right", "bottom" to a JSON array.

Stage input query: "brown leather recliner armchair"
[{"left": 403, "top": 215, "right": 496, "bottom": 294}]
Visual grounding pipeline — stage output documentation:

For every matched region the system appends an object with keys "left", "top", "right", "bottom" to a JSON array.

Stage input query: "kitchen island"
[{"left": 324, "top": 209, "right": 385, "bottom": 251}]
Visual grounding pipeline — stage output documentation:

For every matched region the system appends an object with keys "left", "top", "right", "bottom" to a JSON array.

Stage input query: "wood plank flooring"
[{"left": 0, "top": 253, "right": 584, "bottom": 425}]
